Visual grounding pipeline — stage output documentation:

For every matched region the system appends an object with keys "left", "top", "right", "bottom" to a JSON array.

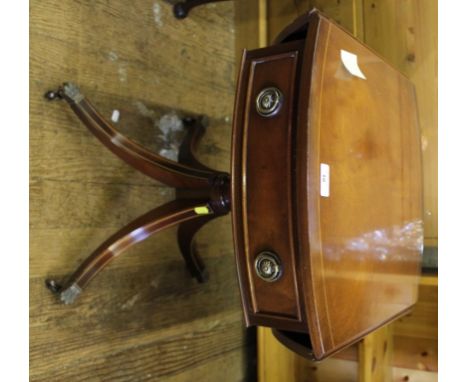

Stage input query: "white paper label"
[
  {"left": 340, "top": 50, "right": 366, "bottom": 80},
  {"left": 111, "top": 109, "right": 120, "bottom": 123},
  {"left": 320, "top": 163, "right": 330, "bottom": 197}
]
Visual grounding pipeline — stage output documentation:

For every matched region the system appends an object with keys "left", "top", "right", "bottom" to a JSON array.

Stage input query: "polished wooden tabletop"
[
  {"left": 231, "top": 10, "right": 423, "bottom": 360},
  {"left": 297, "top": 11, "right": 423, "bottom": 359}
]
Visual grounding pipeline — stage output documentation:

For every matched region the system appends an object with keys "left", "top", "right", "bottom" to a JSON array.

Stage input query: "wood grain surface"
[
  {"left": 258, "top": 1, "right": 437, "bottom": 380},
  {"left": 362, "top": 0, "right": 438, "bottom": 246},
  {"left": 266, "top": 0, "right": 438, "bottom": 247},
  {"left": 30, "top": 1, "right": 254, "bottom": 381}
]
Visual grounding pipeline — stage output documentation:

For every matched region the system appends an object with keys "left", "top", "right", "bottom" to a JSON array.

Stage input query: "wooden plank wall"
[
  {"left": 254, "top": 1, "right": 438, "bottom": 381},
  {"left": 30, "top": 1, "right": 255, "bottom": 381}
]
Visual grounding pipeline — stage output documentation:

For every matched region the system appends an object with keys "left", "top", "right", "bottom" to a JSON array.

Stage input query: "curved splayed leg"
[
  {"left": 178, "top": 116, "right": 217, "bottom": 173},
  {"left": 46, "top": 199, "right": 214, "bottom": 304},
  {"left": 173, "top": 0, "right": 231, "bottom": 19},
  {"left": 44, "top": 82, "right": 231, "bottom": 304},
  {"left": 177, "top": 214, "right": 219, "bottom": 283},
  {"left": 45, "top": 83, "right": 217, "bottom": 189}
]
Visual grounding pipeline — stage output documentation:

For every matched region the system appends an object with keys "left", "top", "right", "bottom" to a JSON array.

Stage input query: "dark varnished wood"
[
  {"left": 272, "top": 329, "right": 314, "bottom": 359},
  {"left": 173, "top": 0, "right": 230, "bottom": 19},
  {"left": 50, "top": 199, "right": 213, "bottom": 304},
  {"left": 58, "top": 83, "right": 217, "bottom": 189},
  {"left": 178, "top": 116, "right": 215, "bottom": 173},
  {"left": 231, "top": 10, "right": 423, "bottom": 360},
  {"left": 231, "top": 40, "right": 307, "bottom": 332},
  {"left": 46, "top": 83, "right": 230, "bottom": 303},
  {"left": 42, "top": 6, "right": 422, "bottom": 364},
  {"left": 177, "top": 214, "right": 216, "bottom": 283},
  {"left": 30, "top": 1, "right": 252, "bottom": 380}
]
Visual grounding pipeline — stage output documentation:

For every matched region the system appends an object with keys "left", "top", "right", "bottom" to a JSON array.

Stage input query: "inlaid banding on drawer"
[{"left": 242, "top": 49, "right": 302, "bottom": 320}]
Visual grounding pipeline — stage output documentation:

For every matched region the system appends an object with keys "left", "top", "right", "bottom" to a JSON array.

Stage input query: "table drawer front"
[{"left": 232, "top": 41, "right": 305, "bottom": 329}]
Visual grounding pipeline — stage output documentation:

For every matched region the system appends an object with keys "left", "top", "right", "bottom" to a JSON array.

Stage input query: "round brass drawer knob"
[
  {"left": 256, "top": 87, "right": 283, "bottom": 117},
  {"left": 254, "top": 252, "right": 282, "bottom": 282}
]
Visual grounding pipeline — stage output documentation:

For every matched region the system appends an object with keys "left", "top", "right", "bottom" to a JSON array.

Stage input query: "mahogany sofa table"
[{"left": 45, "top": 10, "right": 423, "bottom": 360}]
